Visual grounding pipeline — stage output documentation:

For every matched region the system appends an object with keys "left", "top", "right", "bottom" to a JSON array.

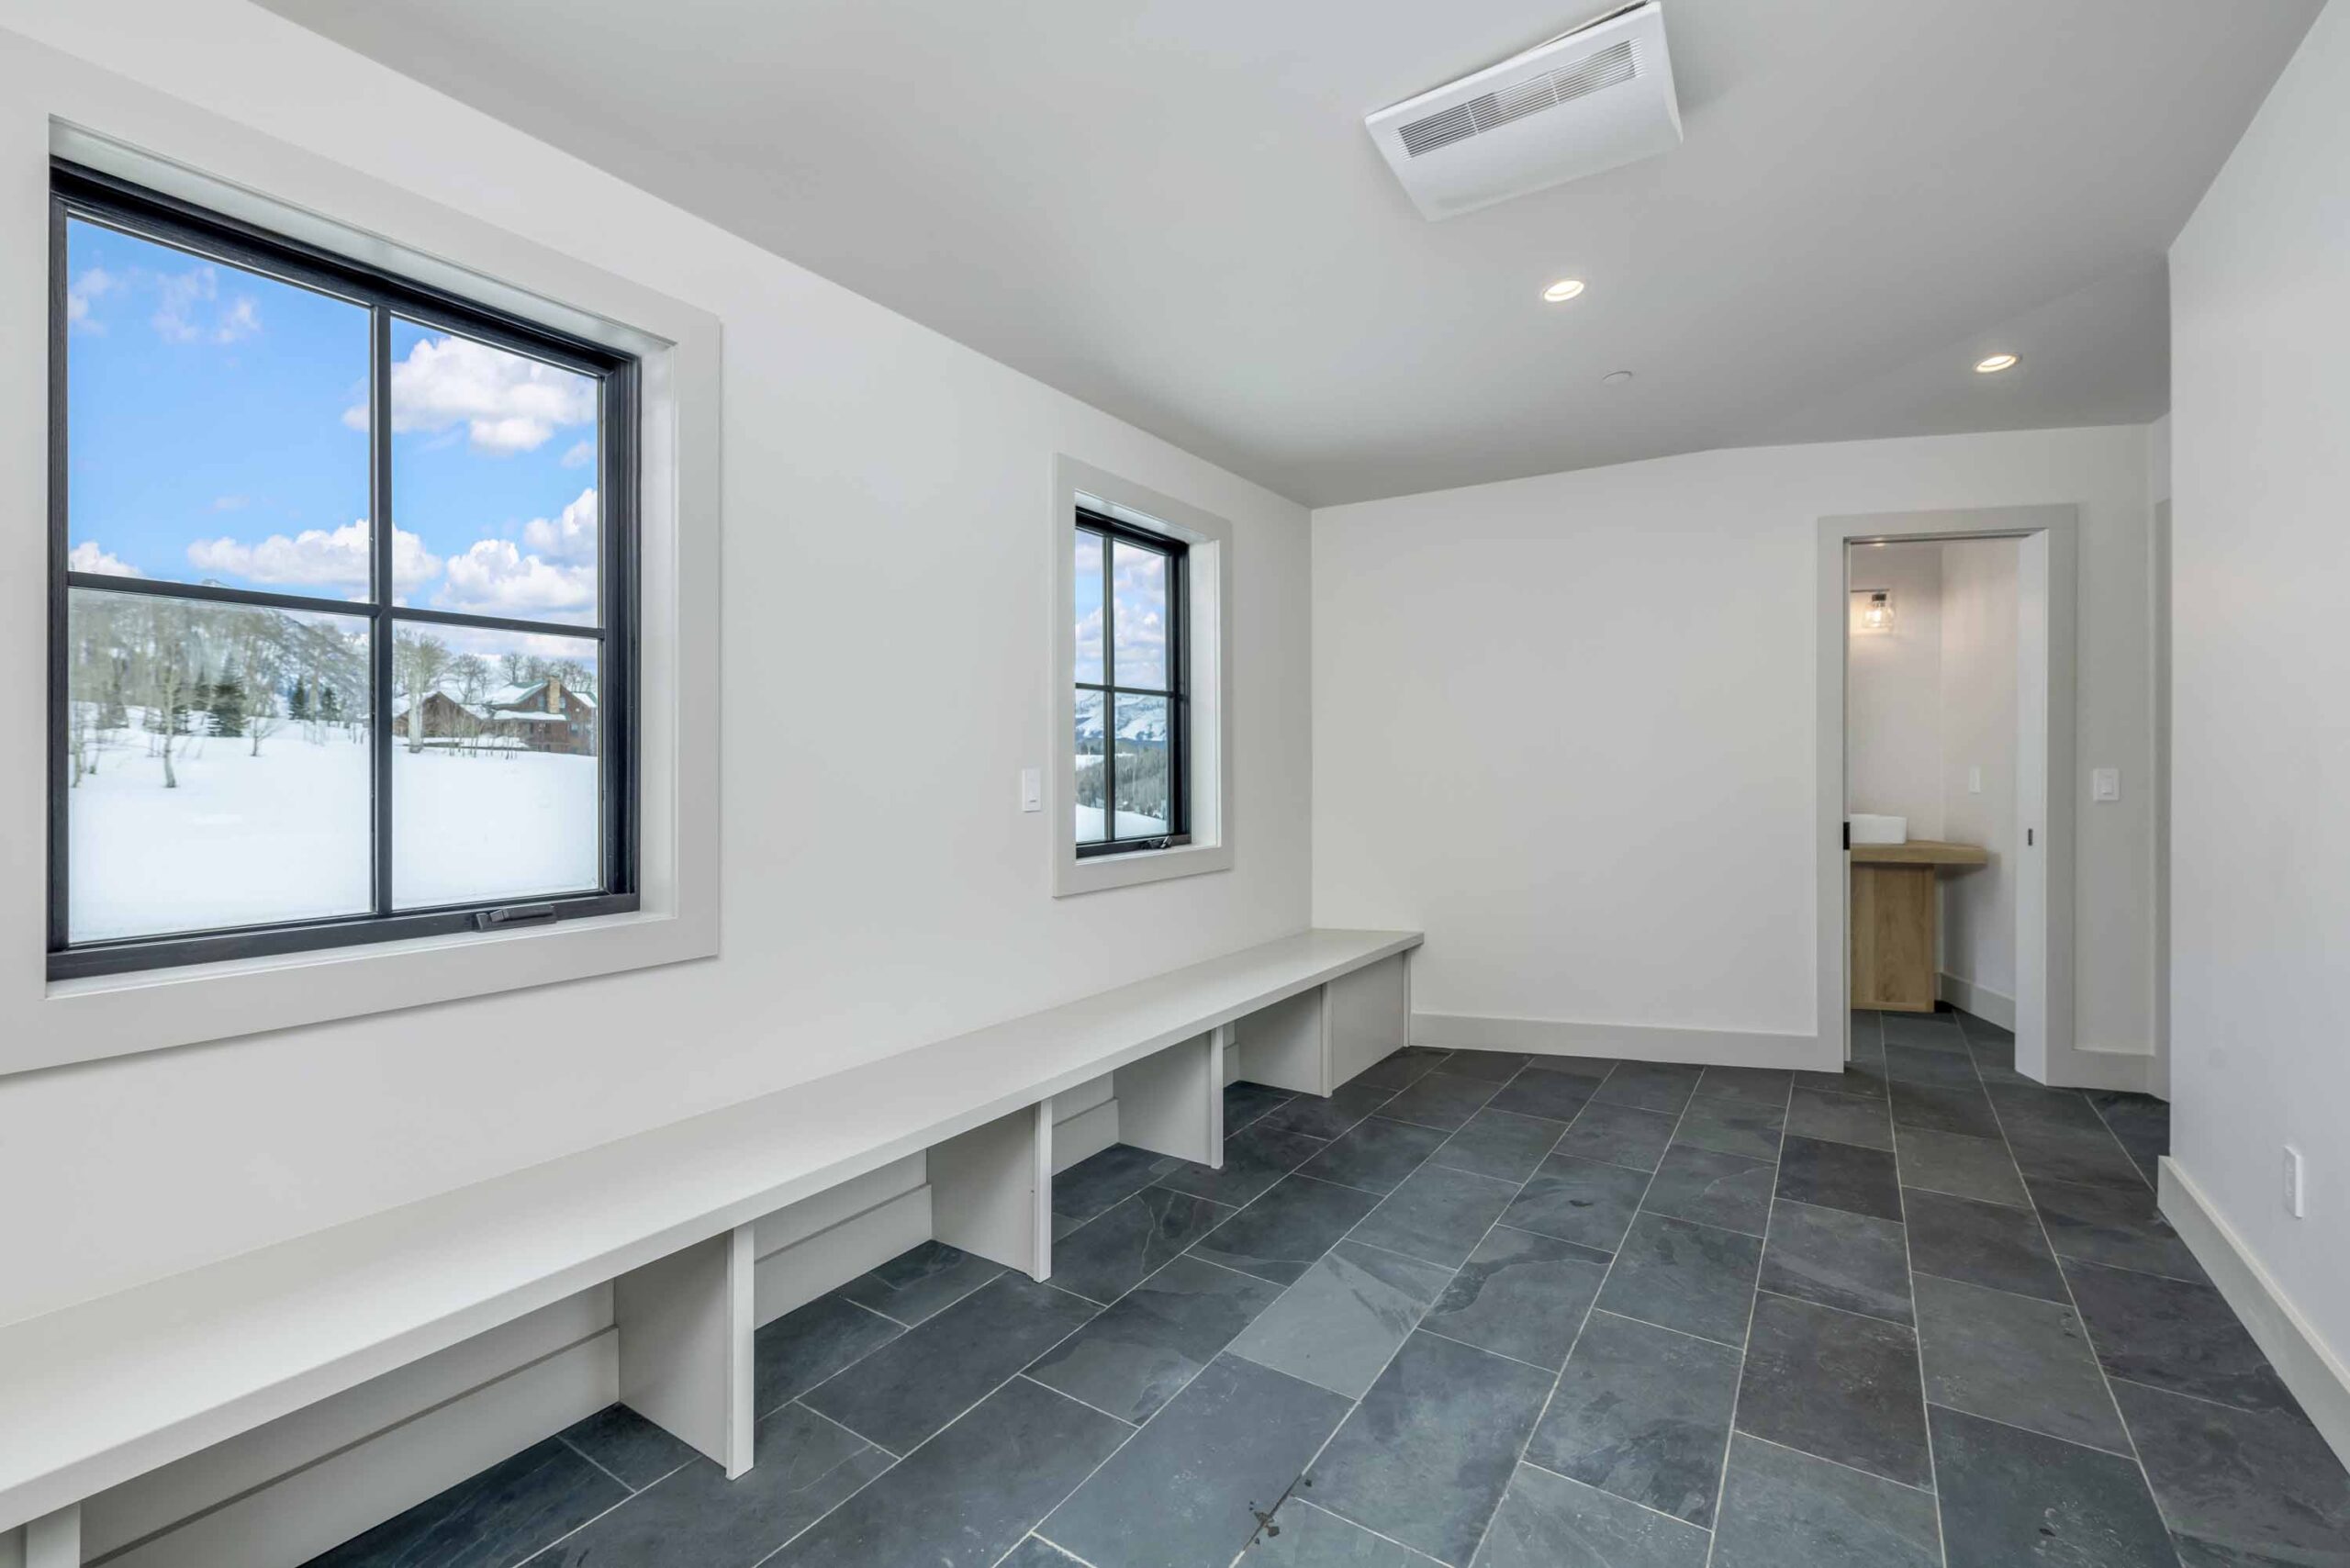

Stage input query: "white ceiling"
[{"left": 260, "top": 0, "right": 2317, "bottom": 505}]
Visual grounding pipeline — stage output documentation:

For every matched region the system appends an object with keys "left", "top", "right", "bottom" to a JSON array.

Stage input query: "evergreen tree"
[
  {"left": 100, "top": 665, "right": 129, "bottom": 732},
  {"left": 286, "top": 679, "right": 312, "bottom": 723},
  {"left": 209, "top": 668, "right": 247, "bottom": 737}
]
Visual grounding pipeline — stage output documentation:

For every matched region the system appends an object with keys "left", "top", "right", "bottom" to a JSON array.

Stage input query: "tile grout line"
[
  {"left": 1732, "top": 1428, "right": 1938, "bottom": 1498},
  {"left": 1920, "top": 1396, "right": 2142, "bottom": 1463},
  {"left": 1477, "top": 1062, "right": 1717, "bottom": 1558},
  {"left": 782, "top": 1196, "right": 1263, "bottom": 1555},
  {"left": 1233, "top": 1053, "right": 1639, "bottom": 1562},
  {"left": 1222, "top": 1064, "right": 1524, "bottom": 1565},
  {"left": 552, "top": 1431, "right": 642, "bottom": 1495},
  {"left": 2098, "top": 1372, "right": 2293, "bottom": 1417},
  {"left": 1415, "top": 1325, "right": 1555, "bottom": 1375},
  {"left": 1013, "top": 1371, "right": 1140, "bottom": 1430},
  {"left": 2078, "top": 1084, "right": 2164, "bottom": 1198},
  {"left": 1879, "top": 1025, "right": 1953, "bottom": 1568},
  {"left": 1750, "top": 1282, "right": 1912, "bottom": 1334},
  {"left": 1699, "top": 1075, "right": 1791, "bottom": 1568},
  {"left": 996, "top": 1532, "right": 1102, "bottom": 1568},
  {"left": 1967, "top": 1027, "right": 2188, "bottom": 1568},
  {"left": 1523, "top": 1451, "right": 1730, "bottom": 1530},
  {"left": 1017, "top": 1075, "right": 1474, "bottom": 1568},
  {"left": 739, "top": 1439, "right": 908, "bottom": 1568},
  {"left": 513, "top": 1456, "right": 698, "bottom": 1567}
]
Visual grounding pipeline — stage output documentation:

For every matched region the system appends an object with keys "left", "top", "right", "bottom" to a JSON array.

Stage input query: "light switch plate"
[
  {"left": 2091, "top": 767, "right": 2121, "bottom": 803},
  {"left": 1968, "top": 765, "right": 1982, "bottom": 795},
  {"left": 1020, "top": 767, "right": 1042, "bottom": 812}
]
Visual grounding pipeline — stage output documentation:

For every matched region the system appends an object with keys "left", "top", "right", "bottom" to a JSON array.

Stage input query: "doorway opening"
[
  {"left": 1847, "top": 534, "right": 2022, "bottom": 1022},
  {"left": 1815, "top": 506, "right": 2078, "bottom": 1083}
]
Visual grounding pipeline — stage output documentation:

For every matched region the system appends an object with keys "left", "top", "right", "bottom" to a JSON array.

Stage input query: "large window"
[
  {"left": 1072, "top": 509, "right": 1187, "bottom": 856},
  {"left": 49, "top": 164, "right": 636, "bottom": 978}
]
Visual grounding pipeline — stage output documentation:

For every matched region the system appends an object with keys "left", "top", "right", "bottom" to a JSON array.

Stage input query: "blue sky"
[
  {"left": 1073, "top": 528, "right": 1169, "bottom": 689},
  {"left": 65, "top": 218, "right": 602, "bottom": 628}
]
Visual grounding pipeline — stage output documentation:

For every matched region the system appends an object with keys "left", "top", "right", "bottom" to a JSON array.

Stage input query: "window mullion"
[
  {"left": 370, "top": 304, "right": 395, "bottom": 919},
  {"left": 1100, "top": 529, "right": 1115, "bottom": 839}
]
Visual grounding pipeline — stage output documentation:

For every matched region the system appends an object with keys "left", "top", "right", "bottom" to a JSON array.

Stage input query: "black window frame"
[
  {"left": 1074, "top": 507, "right": 1189, "bottom": 857},
  {"left": 47, "top": 162, "right": 640, "bottom": 980}
]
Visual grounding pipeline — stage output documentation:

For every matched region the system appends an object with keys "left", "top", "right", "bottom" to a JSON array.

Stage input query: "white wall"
[
  {"left": 2169, "top": 0, "right": 2350, "bottom": 1375},
  {"left": 1314, "top": 425, "right": 2156, "bottom": 1060},
  {"left": 0, "top": 1, "right": 1312, "bottom": 1327},
  {"left": 1845, "top": 541, "right": 1945, "bottom": 835},
  {"left": 1935, "top": 538, "right": 2020, "bottom": 1008}
]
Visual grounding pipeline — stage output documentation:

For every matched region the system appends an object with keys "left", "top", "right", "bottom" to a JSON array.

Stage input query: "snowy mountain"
[{"left": 1073, "top": 689, "right": 1170, "bottom": 745}]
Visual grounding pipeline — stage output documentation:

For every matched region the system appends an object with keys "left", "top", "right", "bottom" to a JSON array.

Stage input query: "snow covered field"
[
  {"left": 68, "top": 729, "right": 599, "bottom": 941},
  {"left": 392, "top": 745, "right": 599, "bottom": 909},
  {"left": 1075, "top": 803, "right": 1171, "bottom": 841}
]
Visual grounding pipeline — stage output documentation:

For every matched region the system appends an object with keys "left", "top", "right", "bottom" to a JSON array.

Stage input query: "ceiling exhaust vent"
[{"left": 1367, "top": 3, "right": 1682, "bottom": 221}]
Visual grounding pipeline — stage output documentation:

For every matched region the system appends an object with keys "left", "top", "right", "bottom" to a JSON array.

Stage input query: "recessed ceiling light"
[
  {"left": 1975, "top": 353, "right": 2019, "bottom": 374},
  {"left": 1543, "top": 278, "right": 1586, "bottom": 303},
  {"left": 1602, "top": 370, "right": 1634, "bottom": 386}
]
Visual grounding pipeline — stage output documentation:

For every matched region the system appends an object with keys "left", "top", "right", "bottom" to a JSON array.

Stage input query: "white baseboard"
[
  {"left": 91, "top": 1324, "right": 616, "bottom": 1568},
  {"left": 2050, "top": 1046, "right": 2157, "bottom": 1094},
  {"left": 1412, "top": 1013, "right": 1829, "bottom": 1071},
  {"left": 751, "top": 1184, "right": 933, "bottom": 1327},
  {"left": 1051, "top": 1098, "right": 1120, "bottom": 1172},
  {"left": 2160, "top": 1157, "right": 2350, "bottom": 1469},
  {"left": 90, "top": 1169, "right": 957, "bottom": 1568},
  {"left": 1937, "top": 972, "right": 2016, "bottom": 1030}
]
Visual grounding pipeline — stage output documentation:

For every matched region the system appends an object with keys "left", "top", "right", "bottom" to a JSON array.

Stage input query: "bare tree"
[
  {"left": 394, "top": 629, "right": 453, "bottom": 754},
  {"left": 63, "top": 593, "right": 119, "bottom": 787},
  {"left": 451, "top": 653, "right": 491, "bottom": 706},
  {"left": 141, "top": 599, "right": 196, "bottom": 789}
]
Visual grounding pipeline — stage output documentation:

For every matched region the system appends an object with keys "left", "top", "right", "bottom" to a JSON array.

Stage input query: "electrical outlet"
[
  {"left": 1020, "top": 767, "right": 1042, "bottom": 813},
  {"left": 2285, "top": 1145, "right": 2305, "bottom": 1218}
]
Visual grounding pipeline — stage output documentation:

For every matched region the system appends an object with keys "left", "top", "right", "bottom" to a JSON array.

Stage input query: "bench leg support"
[
  {"left": 6, "top": 1505, "right": 79, "bottom": 1568},
  {"left": 1113, "top": 1030, "right": 1223, "bottom": 1166},
  {"left": 1233, "top": 988, "right": 1329, "bottom": 1096},
  {"left": 931, "top": 1100, "right": 1052, "bottom": 1282},
  {"left": 615, "top": 1225, "right": 755, "bottom": 1479},
  {"left": 1324, "top": 953, "right": 1411, "bottom": 1090}
]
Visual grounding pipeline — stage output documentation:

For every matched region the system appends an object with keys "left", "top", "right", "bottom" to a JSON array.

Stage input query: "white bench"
[{"left": 0, "top": 927, "right": 1420, "bottom": 1566}]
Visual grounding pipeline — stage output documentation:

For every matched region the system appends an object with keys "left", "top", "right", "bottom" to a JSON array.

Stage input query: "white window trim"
[
  {"left": 0, "top": 98, "right": 721, "bottom": 1077},
  {"left": 1049, "top": 456, "right": 1233, "bottom": 896}
]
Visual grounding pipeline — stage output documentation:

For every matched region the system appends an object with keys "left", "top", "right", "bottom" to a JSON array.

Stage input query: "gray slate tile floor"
[{"left": 307, "top": 1012, "right": 2350, "bottom": 1568}]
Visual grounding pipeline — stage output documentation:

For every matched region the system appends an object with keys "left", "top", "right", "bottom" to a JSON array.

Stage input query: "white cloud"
[
  {"left": 68, "top": 540, "right": 140, "bottom": 577},
  {"left": 1109, "top": 548, "right": 1169, "bottom": 681},
  {"left": 1075, "top": 604, "right": 1103, "bottom": 678},
  {"left": 186, "top": 521, "right": 441, "bottom": 595},
  {"left": 561, "top": 440, "right": 596, "bottom": 469},
  {"left": 151, "top": 266, "right": 261, "bottom": 344},
  {"left": 66, "top": 268, "right": 114, "bottom": 332},
  {"left": 436, "top": 539, "right": 596, "bottom": 618},
  {"left": 210, "top": 495, "right": 250, "bottom": 512},
  {"left": 348, "top": 333, "right": 595, "bottom": 455},
  {"left": 520, "top": 488, "right": 598, "bottom": 566}
]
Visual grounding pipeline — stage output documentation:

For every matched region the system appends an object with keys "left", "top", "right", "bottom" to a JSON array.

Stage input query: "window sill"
[
  {"left": 23, "top": 902, "right": 713, "bottom": 1073},
  {"left": 1053, "top": 837, "right": 1234, "bottom": 897}
]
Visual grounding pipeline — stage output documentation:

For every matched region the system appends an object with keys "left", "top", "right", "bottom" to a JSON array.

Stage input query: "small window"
[
  {"left": 50, "top": 164, "right": 637, "bottom": 978},
  {"left": 1071, "top": 510, "right": 1187, "bottom": 856}
]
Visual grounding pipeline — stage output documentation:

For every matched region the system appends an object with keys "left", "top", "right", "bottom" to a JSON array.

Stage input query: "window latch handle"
[{"left": 474, "top": 903, "right": 559, "bottom": 932}]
